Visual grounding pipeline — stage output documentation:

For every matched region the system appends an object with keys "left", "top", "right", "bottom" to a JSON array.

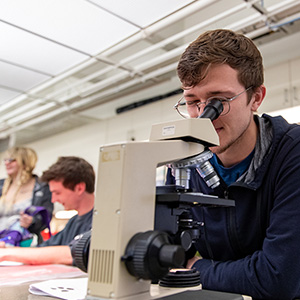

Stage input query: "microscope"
[{"left": 74, "top": 100, "right": 235, "bottom": 299}]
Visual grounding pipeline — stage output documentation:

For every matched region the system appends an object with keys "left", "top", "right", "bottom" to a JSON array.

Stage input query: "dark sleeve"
[
  {"left": 0, "top": 179, "right": 4, "bottom": 196},
  {"left": 28, "top": 179, "right": 53, "bottom": 235},
  {"left": 192, "top": 139, "right": 300, "bottom": 299}
]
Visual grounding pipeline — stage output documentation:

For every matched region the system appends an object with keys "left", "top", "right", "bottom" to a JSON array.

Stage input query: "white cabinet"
[{"left": 259, "top": 57, "right": 300, "bottom": 114}]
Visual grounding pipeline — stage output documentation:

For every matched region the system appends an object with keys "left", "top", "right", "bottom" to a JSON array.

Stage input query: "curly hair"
[{"left": 41, "top": 156, "right": 95, "bottom": 193}]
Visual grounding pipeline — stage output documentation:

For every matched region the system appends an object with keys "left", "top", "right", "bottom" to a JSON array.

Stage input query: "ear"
[
  {"left": 251, "top": 85, "right": 266, "bottom": 112},
  {"left": 74, "top": 182, "right": 86, "bottom": 195}
]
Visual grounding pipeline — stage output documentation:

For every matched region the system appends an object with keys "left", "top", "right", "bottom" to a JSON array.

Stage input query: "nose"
[
  {"left": 196, "top": 103, "right": 206, "bottom": 117},
  {"left": 51, "top": 195, "right": 58, "bottom": 203}
]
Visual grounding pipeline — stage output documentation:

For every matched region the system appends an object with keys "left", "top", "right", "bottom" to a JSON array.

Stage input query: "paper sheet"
[
  {"left": 29, "top": 277, "right": 88, "bottom": 300},
  {"left": 0, "top": 264, "right": 86, "bottom": 286}
]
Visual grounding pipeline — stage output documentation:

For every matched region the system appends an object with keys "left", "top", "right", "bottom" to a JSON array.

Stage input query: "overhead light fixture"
[{"left": 7, "top": 102, "right": 56, "bottom": 125}]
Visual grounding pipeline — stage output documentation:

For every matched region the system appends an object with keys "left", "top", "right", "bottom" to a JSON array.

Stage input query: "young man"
[
  {"left": 0, "top": 156, "right": 95, "bottom": 265},
  {"left": 168, "top": 29, "right": 300, "bottom": 299}
]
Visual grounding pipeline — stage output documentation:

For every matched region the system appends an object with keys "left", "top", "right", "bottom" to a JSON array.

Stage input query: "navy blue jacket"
[{"left": 166, "top": 114, "right": 300, "bottom": 300}]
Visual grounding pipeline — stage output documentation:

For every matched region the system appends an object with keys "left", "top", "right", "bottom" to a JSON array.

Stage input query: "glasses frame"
[
  {"left": 174, "top": 86, "right": 253, "bottom": 119},
  {"left": 3, "top": 158, "right": 16, "bottom": 163}
]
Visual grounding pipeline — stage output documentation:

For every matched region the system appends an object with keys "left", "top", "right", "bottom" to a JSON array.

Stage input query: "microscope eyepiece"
[{"left": 199, "top": 98, "right": 223, "bottom": 121}]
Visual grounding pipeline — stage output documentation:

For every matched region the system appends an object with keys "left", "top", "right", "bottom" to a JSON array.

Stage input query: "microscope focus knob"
[
  {"left": 122, "top": 230, "right": 185, "bottom": 280},
  {"left": 70, "top": 230, "right": 91, "bottom": 273},
  {"left": 159, "top": 244, "right": 186, "bottom": 267}
]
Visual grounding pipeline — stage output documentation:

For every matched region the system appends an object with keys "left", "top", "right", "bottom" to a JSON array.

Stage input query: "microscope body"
[{"left": 87, "top": 119, "right": 219, "bottom": 300}]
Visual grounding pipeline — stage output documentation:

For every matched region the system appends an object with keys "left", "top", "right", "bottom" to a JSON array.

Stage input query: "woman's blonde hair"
[{"left": 0, "top": 146, "right": 37, "bottom": 212}]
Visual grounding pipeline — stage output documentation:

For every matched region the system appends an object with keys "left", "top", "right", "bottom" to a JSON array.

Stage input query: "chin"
[
  {"left": 209, "top": 144, "right": 227, "bottom": 155},
  {"left": 209, "top": 145, "right": 219, "bottom": 154}
]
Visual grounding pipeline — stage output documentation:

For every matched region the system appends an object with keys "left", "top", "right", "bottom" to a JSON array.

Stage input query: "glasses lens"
[
  {"left": 4, "top": 158, "right": 16, "bottom": 163},
  {"left": 175, "top": 95, "right": 231, "bottom": 118},
  {"left": 175, "top": 96, "right": 198, "bottom": 119},
  {"left": 206, "top": 96, "right": 230, "bottom": 116}
]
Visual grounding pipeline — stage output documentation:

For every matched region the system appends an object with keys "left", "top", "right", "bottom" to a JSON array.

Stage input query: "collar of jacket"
[{"left": 236, "top": 113, "right": 295, "bottom": 190}]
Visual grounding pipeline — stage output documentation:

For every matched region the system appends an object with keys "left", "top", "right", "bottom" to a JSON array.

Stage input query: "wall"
[
  {"left": 0, "top": 94, "right": 181, "bottom": 178},
  {"left": 259, "top": 57, "right": 300, "bottom": 113},
  {"left": 1, "top": 55, "right": 300, "bottom": 180}
]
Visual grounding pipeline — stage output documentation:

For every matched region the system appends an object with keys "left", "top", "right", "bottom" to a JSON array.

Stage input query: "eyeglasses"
[
  {"left": 174, "top": 86, "right": 253, "bottom": 119},
  {"left": 3, "top": 158, "right": 16, "bottom": 163}
]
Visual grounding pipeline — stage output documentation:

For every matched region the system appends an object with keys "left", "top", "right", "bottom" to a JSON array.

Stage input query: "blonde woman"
[{"left": 0, "top": 147, "right": 53, "bottom": 245}]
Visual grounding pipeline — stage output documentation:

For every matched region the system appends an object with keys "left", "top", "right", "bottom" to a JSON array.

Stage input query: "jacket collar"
[{"left": 238, "top": 113, "right": 292, "bottom": 189}]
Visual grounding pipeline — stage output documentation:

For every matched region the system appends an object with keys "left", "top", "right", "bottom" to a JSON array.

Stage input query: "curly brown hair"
[
  {"left": 41, "top": 156, "right": 95, "bottom": 193},
  {"left": 177, "top": 29, "right": 264, "bottom": 102}
]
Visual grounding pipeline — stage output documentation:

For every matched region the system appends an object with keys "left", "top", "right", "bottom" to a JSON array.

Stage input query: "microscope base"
[
  {"left": 86, "top": 284, "right": 201, "bottom": 300},
  {"left": 86, "top": 284, "right": 250, "bottom": 300}
]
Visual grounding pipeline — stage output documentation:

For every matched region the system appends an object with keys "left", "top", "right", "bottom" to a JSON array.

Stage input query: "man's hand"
[
  {"left": 186, "top": 256, "right": 200, "bottom": 269},
  {"left": 19, "top": 213, "right": 33, "bottom": 229}
]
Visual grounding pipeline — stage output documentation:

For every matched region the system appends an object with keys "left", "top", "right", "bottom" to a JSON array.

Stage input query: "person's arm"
[
  {"left": 191, "top": 137, "right": 300, "bottom": 299},
  {"left": 0, "top": 246, "right": 73, "bottom": 265}
]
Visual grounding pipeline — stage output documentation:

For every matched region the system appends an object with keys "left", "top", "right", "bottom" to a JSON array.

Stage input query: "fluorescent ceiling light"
[
  {"left": 0, "top": 94, "right": 28, "bottom": 113},
  {"left": 266, "top": 106, "right": 300, "bottom": 124},
  {"left": 7, "top": 102, "right": 56, "bottom": 125},
  {"left": 0, "top": 99, "right": 42, "bottom": 122}
]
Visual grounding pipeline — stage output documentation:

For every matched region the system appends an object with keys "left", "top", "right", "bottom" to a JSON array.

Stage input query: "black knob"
[
  {"left": 159, "top": 244, "right": 185, "bottom": 267},
  {"left": 70, "top": 230, "right": 91, "bottom": 273},
  {"left": 122, "top": 230, "right": 185, "bottom": 280}
]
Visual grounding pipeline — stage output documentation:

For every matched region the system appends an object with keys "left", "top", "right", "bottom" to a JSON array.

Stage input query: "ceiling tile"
[
  {"left": 0, "top": 87, "right": 21, "bottom": 105},
  {"left": 0, "top": 60, "right": 50, "bottom": 91},
  {"left": 89, "top": 0, "right": 195, "bottom": 27},
  {"left": 0, "top": 0, "right": 139, "bottom": 55},
  {"left": 0, "top": 21, "right": 89, "bottom": 75}
]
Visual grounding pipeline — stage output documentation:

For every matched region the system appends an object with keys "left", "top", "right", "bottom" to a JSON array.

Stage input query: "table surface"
[
  {"left": 1, "top": 285, "right": 246, "bottom": 300},
  {"left": 0, "top": 264, "right": 87, "bottom": 300},
  {"left": 1, "top": 283, "right": 49, "bottom": 300},
  {"left": 0, "top": 264, "right": 248, "bottom": 300}
]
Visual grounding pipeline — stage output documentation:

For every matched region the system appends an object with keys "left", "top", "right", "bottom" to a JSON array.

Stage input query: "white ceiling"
[{"left": 1, "top": 0, "right": 300, "bottom": 148}]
